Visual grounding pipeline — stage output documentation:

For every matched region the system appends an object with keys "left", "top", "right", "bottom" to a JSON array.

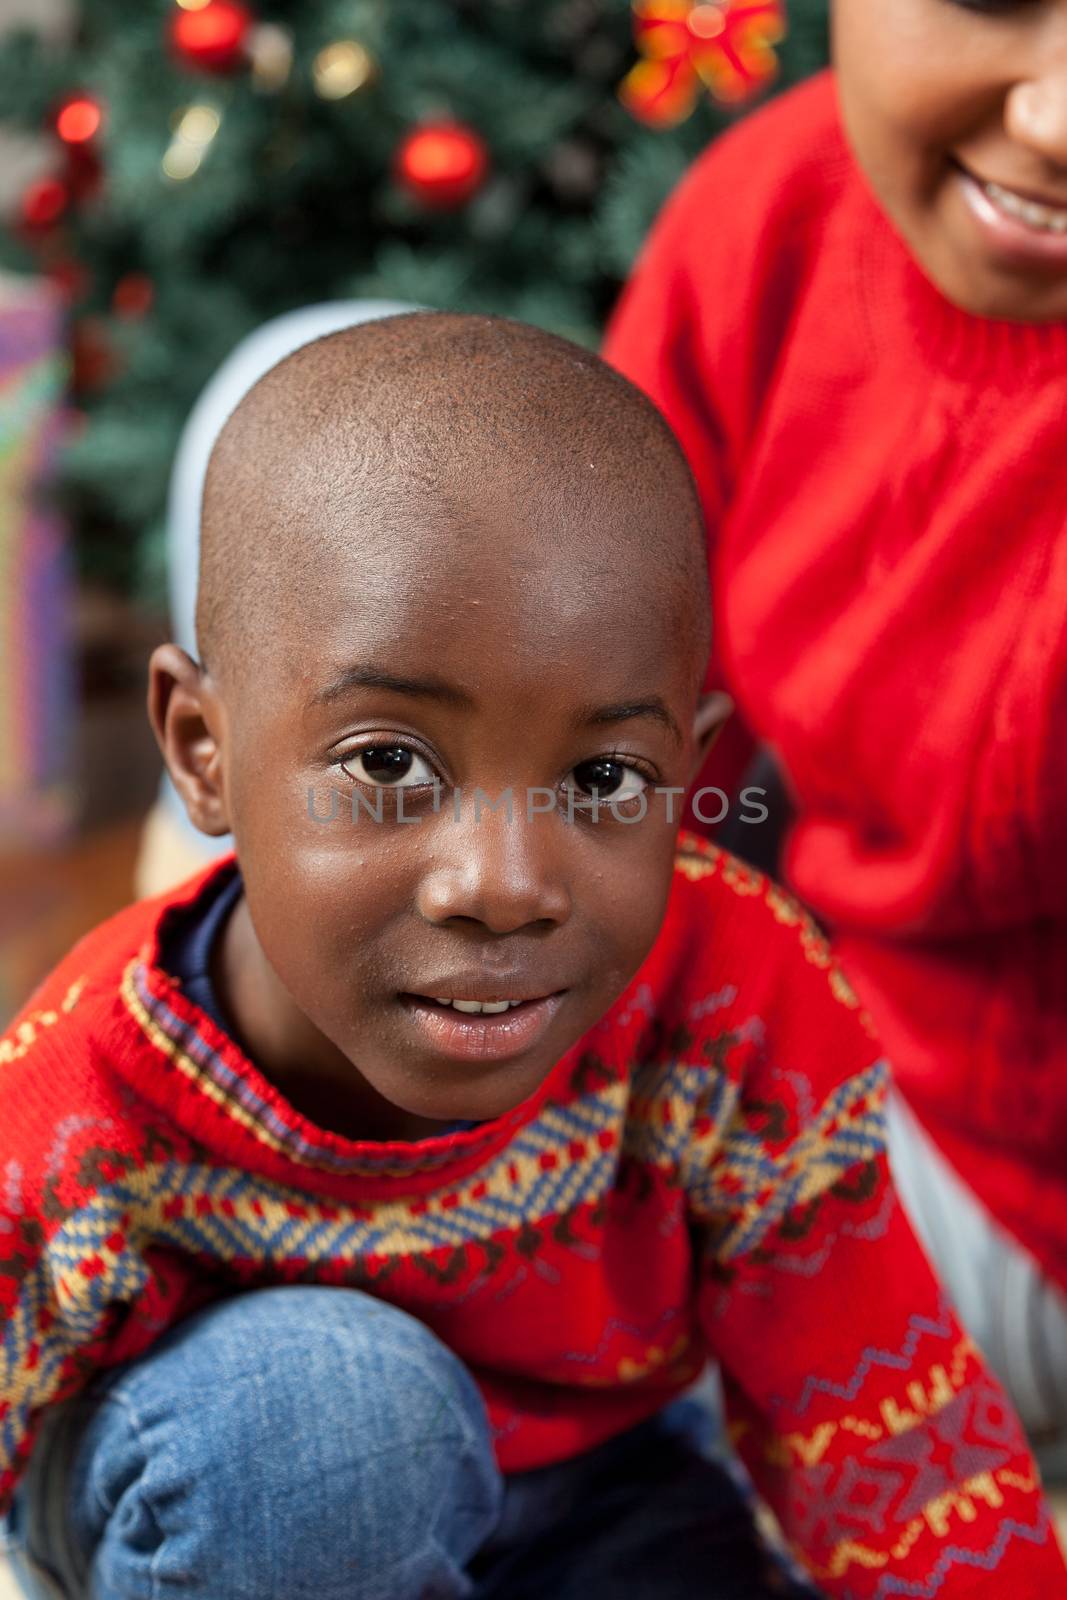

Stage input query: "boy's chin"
[{"left": 381, "top": 1049, "right": 559, "bottom": 1123}]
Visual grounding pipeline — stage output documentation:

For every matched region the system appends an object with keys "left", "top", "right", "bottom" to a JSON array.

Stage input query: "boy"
[
  {"left": 604, "top": 0, "right": 1067, "bottom": 1457},
  {"left": 1, "top": 314, "right": 1063, "bottom": 1598}
]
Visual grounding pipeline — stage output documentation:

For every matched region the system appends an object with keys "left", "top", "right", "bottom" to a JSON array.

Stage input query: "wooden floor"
[{"left": 0, "top": 817, "right": 143, "bottom": 1027}]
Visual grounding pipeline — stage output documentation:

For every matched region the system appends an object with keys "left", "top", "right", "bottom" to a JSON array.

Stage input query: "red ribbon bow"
[{"left": 620, "top": 0, "right": 786, "bottom": 126}]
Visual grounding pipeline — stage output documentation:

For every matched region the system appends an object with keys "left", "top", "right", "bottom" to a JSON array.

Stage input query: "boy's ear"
[
  {"left": 690, "top": 691, "right": 734, "bottom": 782},
  {"left": 147, "top": 644, "right": 232, "bottom": 837}
]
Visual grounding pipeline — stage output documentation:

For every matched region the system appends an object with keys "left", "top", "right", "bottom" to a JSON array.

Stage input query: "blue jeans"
[{"left": 0, "top": 1286, "right": 815, "bottom": 1599}]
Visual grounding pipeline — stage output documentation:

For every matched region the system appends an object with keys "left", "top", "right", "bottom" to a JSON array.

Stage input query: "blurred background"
[{"left": 0, "top": 0, "right": 828, "bottom": 1028}]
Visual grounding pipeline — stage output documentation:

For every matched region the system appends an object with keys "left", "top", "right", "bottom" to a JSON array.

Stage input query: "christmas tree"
[{"left": 0, "top": 0, "right": 828, "bottom": 605}]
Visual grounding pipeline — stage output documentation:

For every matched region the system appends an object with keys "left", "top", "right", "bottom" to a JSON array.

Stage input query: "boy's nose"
[
  {"left": 415, "top": 806, "right": 572, "bottom": 935},
  {"left": 1005, "top": 50, "right": 1067, "bottom": 168}
]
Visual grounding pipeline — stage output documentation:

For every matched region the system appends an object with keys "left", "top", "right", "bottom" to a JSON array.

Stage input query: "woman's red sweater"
[{"left": 604, "top": 71, "right": 1067, "bottom": 1296}]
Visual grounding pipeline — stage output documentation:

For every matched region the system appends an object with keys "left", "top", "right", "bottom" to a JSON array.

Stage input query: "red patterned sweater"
[{"left": 1, "top": 840, "right": 1062, "bottom": 1595}]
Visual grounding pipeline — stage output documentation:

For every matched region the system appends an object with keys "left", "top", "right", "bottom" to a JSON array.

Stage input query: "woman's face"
[{"left": 832, "top": 0, "right": 1067, "bottom": 321}]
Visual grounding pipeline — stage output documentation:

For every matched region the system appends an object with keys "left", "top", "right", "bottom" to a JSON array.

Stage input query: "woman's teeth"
[
  {"left": 433, "top": 997, "right": 524, "bottom": 1013},
  {"left": 982, "top": 179, "right": 1067, "bottom": 235}
]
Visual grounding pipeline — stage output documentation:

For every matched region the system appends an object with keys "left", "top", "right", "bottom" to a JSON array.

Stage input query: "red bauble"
[
  {"left": 394, "top": 122, "right": 489, "bottom": 210},
  {"left": 170, "top": 1, "right": 251, "bottom": 72},
  {"left": 47, "top": 259, "right": 91, "bottom": 303},
  {"left": 56, "top": 96, "right": 103, "bottom": 145},
  {"left": 20, "top": 176, "right": 70, "bottom": 232},
  {"left": 112, "top": 273, "right": 155, "bottom": 319},
  {"left": 67, "top": 142, "right": 103, "bottom": 203},
  {"left": 71, "top": 317, "right": 117, "bottom": 393}
]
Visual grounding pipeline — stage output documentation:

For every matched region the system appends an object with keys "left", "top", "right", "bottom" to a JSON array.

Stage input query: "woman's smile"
[{"left": 953, "top": 157, "right": 1067, "bottom": 266}]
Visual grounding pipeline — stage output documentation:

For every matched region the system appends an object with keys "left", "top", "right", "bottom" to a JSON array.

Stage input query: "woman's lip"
[
  {"left": 953, "top": 163, "right": 1067, "bottom": 267},
  {"left": 399, "top": 993, "right": 565, "bottom": 1062},
  {"left": 956, "top": 160, "right": 1067, "bottom": 213}
]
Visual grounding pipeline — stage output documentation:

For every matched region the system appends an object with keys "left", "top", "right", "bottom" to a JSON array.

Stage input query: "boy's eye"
[
  {"left": 566, "top": 759, "right": 648, "bottom": 803},
  {"left": 342, "top": 745, "right": 435, "bottom": 788}
]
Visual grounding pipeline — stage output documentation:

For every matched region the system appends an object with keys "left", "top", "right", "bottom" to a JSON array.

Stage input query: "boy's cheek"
[
  {"left": 239, "top": 788, "right": 678, "bottom": 1004},
  {"left": 584, "top": 826, "right": 678, "bottom": 966}
]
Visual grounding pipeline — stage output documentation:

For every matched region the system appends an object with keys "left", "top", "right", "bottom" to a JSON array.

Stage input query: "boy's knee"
[{"left": 57, "top": 1287, "right": 503, "bottom": 1599}]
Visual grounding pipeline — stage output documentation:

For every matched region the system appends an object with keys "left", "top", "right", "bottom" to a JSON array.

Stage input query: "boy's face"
[
  {"left": 154, "top": 470, "right": 722, "bottom": 1141},
  {"left": 833, "top": 0, "right": 1067, "bottom": 321}
]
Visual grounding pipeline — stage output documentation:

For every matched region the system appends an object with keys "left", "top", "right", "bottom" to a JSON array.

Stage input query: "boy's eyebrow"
[
  {"left": 579, "top": 699, "right": 683, "bottom": 746},
  {"left": 308, "top": 664, "right": 474, "bottom": 710},
  {"left": 308, "top": 670, "right": 681, "bottom": 743}
]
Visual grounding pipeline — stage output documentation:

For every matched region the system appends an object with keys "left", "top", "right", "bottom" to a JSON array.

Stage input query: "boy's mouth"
[
  {"left": 399, "top": 989, "right": 566, "bottom": 1062},
  {"left": 428, "top": 996, "right": 531, "bottom": 1013}
]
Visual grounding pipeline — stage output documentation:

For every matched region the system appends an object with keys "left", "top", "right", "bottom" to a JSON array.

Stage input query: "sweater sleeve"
[
  {"left": 0, "top": 970, "right": 210, "bottom": 1519},
  {"left": 0, "top": 1181, "right": 93, "bottom": 1519},
  {"left": 682, "top": 897, "right": 1066, "bottom": 1595}
]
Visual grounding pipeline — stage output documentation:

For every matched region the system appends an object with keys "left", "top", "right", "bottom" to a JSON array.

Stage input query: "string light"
[
  {"left": 173, "top": 103, "right": 221, "bottom": 143},
  {"left": 249, "top": 23, "right": 293, "bottom": 92},
  {"left": 312, "top": 41, "right": 376, "bottom": 100},
  {"left": 162, "top": 143, "right": 200, "bottom": 180},
  {"left": 162, "top": 102, "right": 221, "bottom": 181}
]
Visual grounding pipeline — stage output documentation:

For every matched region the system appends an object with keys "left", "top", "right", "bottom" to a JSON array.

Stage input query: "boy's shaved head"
[
  {"left": 153, "top": 310, "right": 728, "bottom": 1139},
  {"left": 196, "top": 311, "right": 708, "bottom": 692}
]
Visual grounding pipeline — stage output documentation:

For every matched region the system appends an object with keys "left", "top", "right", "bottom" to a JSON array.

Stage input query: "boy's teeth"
[
  {"left": 432, "top": 997, "right": 522, "bottom": 1013},
  {"left": 983, "top": 179, "right": 1067, "bottom": 234}
]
